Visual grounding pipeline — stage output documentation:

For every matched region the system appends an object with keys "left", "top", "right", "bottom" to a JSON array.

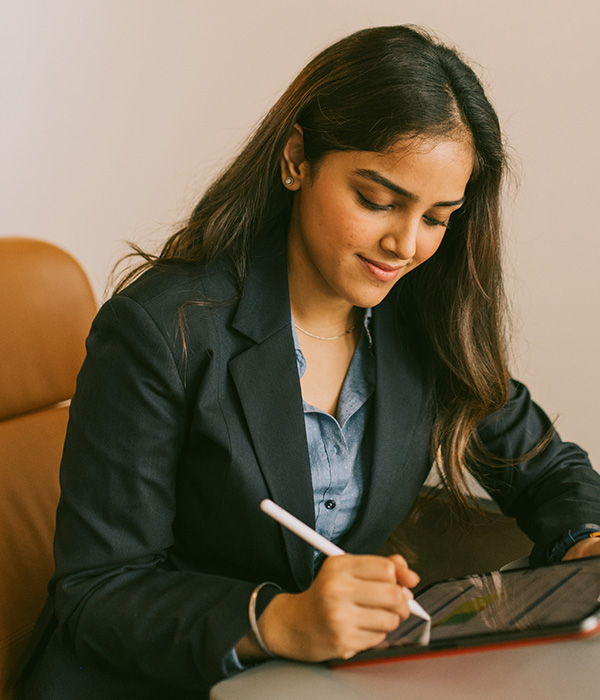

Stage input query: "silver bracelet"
[{"left": 249, "top": 581, "right": 282, "bottom": 658}]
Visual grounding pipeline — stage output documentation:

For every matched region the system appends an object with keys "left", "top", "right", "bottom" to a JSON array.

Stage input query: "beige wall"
[{"left": 2, "top": 0, "right": 599, "bottom": 468}]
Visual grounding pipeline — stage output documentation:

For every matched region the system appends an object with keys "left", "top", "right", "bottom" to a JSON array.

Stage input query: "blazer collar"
[
  {"left": 230, "top": 232, "right": 291, "bottom": 344},
  {"left": 228, "top": 235, "right": 316, "bottom": 589},
  {"left": 341, "top": 292, "right": 429, "bottom": 554}
]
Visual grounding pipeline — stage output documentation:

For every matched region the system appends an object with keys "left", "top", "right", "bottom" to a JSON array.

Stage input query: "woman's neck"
[
  {"left": 289, "top": 292, "right": 357, "bottom": 339},
  {"left": 288, "top": 259, "right": 357, "bottom": 339}
]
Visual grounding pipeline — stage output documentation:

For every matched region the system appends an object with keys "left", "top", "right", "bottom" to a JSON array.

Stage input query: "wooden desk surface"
[{"left": 210, "top": 633, "right": 600, "bottom": 700}]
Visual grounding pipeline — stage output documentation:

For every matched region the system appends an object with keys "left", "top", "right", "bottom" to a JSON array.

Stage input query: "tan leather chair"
[{"left": 0, "top": 238, "right": 96, "bottom": 699}]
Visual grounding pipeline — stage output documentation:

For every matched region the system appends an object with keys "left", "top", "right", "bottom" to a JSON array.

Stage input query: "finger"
[
  {"left": 349, "top": 579, "right": 413, "bottom": 618},
  {"left": 332, "top": 629, "right": 390, "bottom": 660},
  {"left": 388, "top": 554, "right": 420, "bottom": 588},
  {"left": 324, "top": 557, "right": 417, "bottom": 615},
  {"left": 345, "top": 555, "right": 402, "bottom": 583},
  {"left": 352, "top": 605, "right": 403, "bottom": 634}
]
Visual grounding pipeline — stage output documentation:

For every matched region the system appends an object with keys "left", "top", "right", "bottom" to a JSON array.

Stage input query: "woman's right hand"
[{"left": 254, "top": 553, "right": 420, "bottom": 662}]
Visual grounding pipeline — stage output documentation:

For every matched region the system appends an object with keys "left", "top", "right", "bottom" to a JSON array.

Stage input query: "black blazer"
[{"left": 23, "top": 237, "right": 600, "bottom": 698}]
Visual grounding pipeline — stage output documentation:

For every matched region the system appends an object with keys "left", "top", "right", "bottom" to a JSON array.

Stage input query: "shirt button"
[
  {"left": 333, "top": 445, "right": 341, "bottom": 456},
  {"left": 325, "top": 499, "right": 336, "bottom": 510}
]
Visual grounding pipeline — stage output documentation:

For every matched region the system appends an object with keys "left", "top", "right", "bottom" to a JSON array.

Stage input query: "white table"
[{"left": 210, "top": 633, "right": 600, "bottom": 700}]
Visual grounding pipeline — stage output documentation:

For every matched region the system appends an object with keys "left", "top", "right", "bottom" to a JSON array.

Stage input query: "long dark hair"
[{"left": 116, "top": 25, "right": 528, "bottom": 515}]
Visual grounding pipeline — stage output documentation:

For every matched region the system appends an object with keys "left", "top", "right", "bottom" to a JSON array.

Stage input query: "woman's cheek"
[{"left": 417, "top": 233, "right": 446, "bottom": 264}]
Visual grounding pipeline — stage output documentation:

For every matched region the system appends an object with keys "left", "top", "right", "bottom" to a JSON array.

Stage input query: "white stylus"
[{"left": 260, "top": 498, "right": 431, "bottom": 622}]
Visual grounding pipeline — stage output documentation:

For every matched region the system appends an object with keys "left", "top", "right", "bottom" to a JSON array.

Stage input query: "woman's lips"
[{"left": 358, "top": 255, "right": 405, "bottom": 282}]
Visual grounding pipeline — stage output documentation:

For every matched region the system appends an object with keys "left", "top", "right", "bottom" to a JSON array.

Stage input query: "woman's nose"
[{"left": 379, "top": 216, "right": 419, "bottom": 261}]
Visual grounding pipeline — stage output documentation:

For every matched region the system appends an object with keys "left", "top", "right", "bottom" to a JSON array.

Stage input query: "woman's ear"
[{"left": 281, "top": 124, "right": 307, "bottom": 190}]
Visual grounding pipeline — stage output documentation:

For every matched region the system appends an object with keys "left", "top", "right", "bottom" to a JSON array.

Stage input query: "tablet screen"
[{"left": 380, "top": 556, "right": 600, "bottom": 651}]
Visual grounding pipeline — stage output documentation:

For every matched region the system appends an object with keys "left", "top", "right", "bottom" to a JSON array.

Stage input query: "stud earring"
[{"left": 284, "top": 176, "right": 294, "bottom": 187}]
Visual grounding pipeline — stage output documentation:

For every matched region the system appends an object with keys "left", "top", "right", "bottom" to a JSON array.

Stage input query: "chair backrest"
[
  {"left": 379, "top": 487, "right": 532, "bottom": 590},
  {"left": 0, "top": 238, "right": 96, "bottom": 699}
]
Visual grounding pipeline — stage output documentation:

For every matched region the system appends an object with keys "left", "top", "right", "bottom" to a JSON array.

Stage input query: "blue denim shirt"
[{"left": 291, "top": 310, "right": 375, "bottom": 566}]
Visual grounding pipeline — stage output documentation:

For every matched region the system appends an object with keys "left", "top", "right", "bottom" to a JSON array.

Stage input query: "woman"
[{"left": 23, "top": 25, "right": 600, "bottom": 699}]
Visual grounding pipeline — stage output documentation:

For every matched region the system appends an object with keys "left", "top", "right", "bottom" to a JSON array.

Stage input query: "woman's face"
[{"left": 285, "top": 135, "right": 473, "bottom": 310}]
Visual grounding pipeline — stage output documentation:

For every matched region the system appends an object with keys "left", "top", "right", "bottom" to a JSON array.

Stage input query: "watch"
[{"left": 546, "top": 524, "right": 600, "bottom": 564}]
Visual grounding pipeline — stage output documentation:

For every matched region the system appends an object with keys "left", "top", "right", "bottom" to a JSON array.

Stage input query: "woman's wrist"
[
  {"left": 547, "top": 525, "right": 600, "bottom": 563},
  {"left": 248, "top": 581, "right": 282, "bottom": 657},
  {"left": 255, "top": 591, "right": 300, "bottom": 659},
  {"left": 235, "top": 582, "right": 284, "bottom": 663},
  {"left": 235, "top": 630, "right": 266, "bottom": 662},
  {"left": 234, "top": 593, "right": 296, "bottom": 662},
  {"left": 561, "top": 535, "right": 600, "bottom": 561}
]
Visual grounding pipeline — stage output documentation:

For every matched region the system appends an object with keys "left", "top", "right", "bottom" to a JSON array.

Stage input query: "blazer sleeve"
[
  {"left": 51, "top": 295, "right": 280, "bottom": 692},
  {"left": 473, "top": 379, "right": 600, "bottom": 564}
]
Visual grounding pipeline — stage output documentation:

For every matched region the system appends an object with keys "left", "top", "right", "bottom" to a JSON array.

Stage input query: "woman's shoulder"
[
  {"left": 116, "top": 257, "right": 238, "bottom": 309},
  {"left": 92, "top": 257, "right": 241, "bottom": 358}
]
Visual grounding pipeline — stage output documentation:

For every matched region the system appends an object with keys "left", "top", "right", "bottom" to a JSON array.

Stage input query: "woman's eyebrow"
[{"left": 353, "top": 168, "right": 465, "bottom": 207}]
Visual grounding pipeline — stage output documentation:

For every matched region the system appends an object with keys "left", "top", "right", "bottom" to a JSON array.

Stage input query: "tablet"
[{"left": 329, "top": 555, "right": 600, "bottom": 668}]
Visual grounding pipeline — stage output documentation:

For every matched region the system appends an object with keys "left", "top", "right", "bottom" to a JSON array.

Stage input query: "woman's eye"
[
  {"left": 357, "top": 192, "right": 391, "bottom": 211},
  {"left": 423, "top": 215, "right": 449, "bottom": 228}
]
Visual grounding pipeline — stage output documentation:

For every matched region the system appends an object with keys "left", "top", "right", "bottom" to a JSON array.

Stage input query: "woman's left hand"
[{"left": 562, "top": 537, "right": 600, "bottom": 561}]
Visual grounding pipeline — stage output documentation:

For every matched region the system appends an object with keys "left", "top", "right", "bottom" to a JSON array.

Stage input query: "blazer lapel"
[
  {"left": 228, "top": 239, "right": 315, "bottom": 589},
  {"left": 342, "top": 293, "right": 429, "bottom": 553}
]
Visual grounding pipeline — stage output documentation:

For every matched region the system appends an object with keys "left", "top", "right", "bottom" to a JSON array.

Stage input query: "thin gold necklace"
[{"left": 294, "top": 321, "right": 357, "bottom": 341}]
